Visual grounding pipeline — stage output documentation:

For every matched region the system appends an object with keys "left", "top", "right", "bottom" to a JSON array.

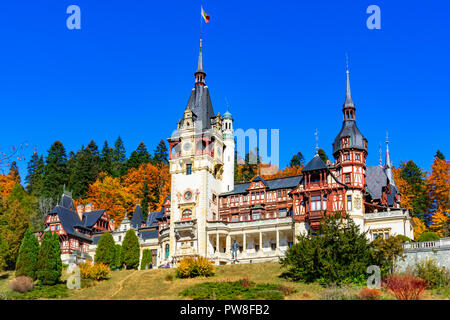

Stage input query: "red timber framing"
[
  {"left": 217, "top": 178, "right": 293, "bottom": 223},
  {"left": 291, "top": 167, "right": 347, "bottom": 230}
]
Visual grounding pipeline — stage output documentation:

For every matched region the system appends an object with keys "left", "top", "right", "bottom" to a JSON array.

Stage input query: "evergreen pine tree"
[
  {"left": 401, "top": 160, "right": 429, "bottom": 221},
  {"left": 435, "top": 150, "right": 445, "bottom": 160},
  {"left": 141, "top": 181, "right": 151, "bottom": 220},
  {"left": 8, "top": 161, "right": 20, "bottom": 184},
  {"left": 36, "top": 232, "right": 62, "bottom": 285},
  {"left": 127, "top": 142, "right": 151, "bottom": 171},
  {"left": 112, "top": 136, "right": 127, "bottom": 177},
  {"left": 112, "top": 244, "right": 123, "bottom": 270},
  {"left": 289, "top": 152, "right": 305, "bottom": 167},
  {"left": 26, "top": 152, "right": 45, "bottom": 197},
  {"left": 317, "top": 148, "right": 328, "bottom": 163},
  {"left": 42, "top": 141, "right": 69, "bottom": 202},
  {"left": 122, "top": 229, "right": 140, "bottom": 269},
  {"left": 153, "top": 140, "right": 168, "bottom": 165},
  {"left": 15, "top": 229, "right": 39, "bottom": 280},
  {"left": 95, "top": 232, "right": 116, "bottom": 266},
  {"left": 100, "top": 140, "right": 114, "bottom": 175},
  {"left": 69, "top": 141, "right": 101, "bottom": 199}
]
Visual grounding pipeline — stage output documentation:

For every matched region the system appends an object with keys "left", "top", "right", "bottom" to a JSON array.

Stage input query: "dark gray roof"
[
  {"left": 83, "top": 210, "right": 105, "bottom": 228},
  {"left": 130, "top": 205, "right": 145, "bottom": 229},
  {"left": 332, "top": 120, "right": 367, "bottom": 155},
  {"left": 366, "top": 166, "right": 388, "bottom": 200},
  {"left": 59, "top": 194, "right": 74, "bottom": 210},
  {"left": 220, "top": 175, "right": 302, "bottom": 196},
  {"left": 48, "top": 206, "right": 92, "bottom": 242},
  {"left": 185, "top": 85, "right": 215, "bottom": 131},
  {"left": 303, "top": 154, "right": 327, "bottom": 172},
  {"left": 140, "top": 229, "right": 159, "bottom": 240}
]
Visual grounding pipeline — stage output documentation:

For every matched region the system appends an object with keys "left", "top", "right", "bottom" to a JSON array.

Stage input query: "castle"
[{"left": 42, "top": 38, "right": 413, "bottom": 267}]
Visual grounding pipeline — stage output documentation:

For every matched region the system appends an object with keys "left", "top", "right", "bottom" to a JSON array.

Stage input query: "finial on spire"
[
  {"left": 315, "top": 128, "right": 319, "bottom": 155},
  {"left": 379, "top": 142, "right": 382, "bottom": 166},
  {"left": 345, "top": 53, "right": 351, "bottom": 100}
]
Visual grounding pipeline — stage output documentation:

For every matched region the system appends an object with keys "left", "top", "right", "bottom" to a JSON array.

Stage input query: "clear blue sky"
[{"left": 0, "top": 0, "right": 449, "bottom": 182}]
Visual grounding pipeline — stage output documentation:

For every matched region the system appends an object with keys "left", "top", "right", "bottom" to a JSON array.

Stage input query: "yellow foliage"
[
  {"left": 0, "top": 174, "right": 17, "bottom": 199},
  {"left": 413, "top": 217, "right": 427, "bottom": 241},
  {"left": 430, "top": 208, "right": 449, "bottom": 237},
  {"left": 393, "top": 166, "right": 414, "bottom": 212},
  {"left": 175, "top": 256, "right": 215, "bottom": 278},
  {"left": 79, "top": 262, "right": 110, "bottom": 280},
  {"left": 427, "top": 157, "right": 449, "bottom": 236},
  {"left": 85, "top": 163, "right": 171, "bottom": 226}
]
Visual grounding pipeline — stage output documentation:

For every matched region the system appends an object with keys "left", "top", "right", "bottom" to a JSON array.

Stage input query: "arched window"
[{"left": 182, "top": 209, "right": 192, "bottom": 220}]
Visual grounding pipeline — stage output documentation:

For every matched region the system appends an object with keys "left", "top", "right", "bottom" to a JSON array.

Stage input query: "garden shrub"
[
  {"left": 280, "top": 212, "right": 376, "bottom": 285},
  {"left": 122, "top": 230, "right": 140, "bottom": 269},
  {"left": 180, "top": 280, "right": 285, "bottom": 300},
  {"left": 8, "top": 283, "right": 68, "bottom": 300},
  {"left": 358, "top": 287, "right": 382, "bottom": 300},
  {"left": 15, "top": 229, "right": 39, "bottom": 280},
  {"left": 396, "top": 235, "right": 412, "bottom": 243},
  {"left": 36, "top": 232, "right": 62, "bottom": 285},
  {"left": 95, "top": 232, "right": 116, "bottom": 266},
  {"left": 176, "top": 256, "right": 215, "bottom": 278},
  {"left": 9, "top": 276, "right": 34, "bottom": 293},
  {"left": 140, "top": 249, "right": 153, "bottom": 270},
  {"left": 383, "top": 274, "right": 427, "bottom": 300},
  {"left": 79, "top": 262, "right": 110, "bottom": 281},
  {"left": 319, "top": 284, "right": 358, "bottom": 300},
  {"left": 417, "top": 232, "right": 440, "bottom": 242},
  {"left": 371, "top": 235, "right": 405, "bottom": 275},
  {"left": 414, "top": 258, "right": 449, "bottom": 289}
]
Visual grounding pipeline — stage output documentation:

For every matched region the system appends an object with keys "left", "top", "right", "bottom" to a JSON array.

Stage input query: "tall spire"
[
  {"left": 195, "top": 38, "right": 206, "bottom": 85},
  {"left": 315, "top": 128, "right": 319, "bottom": 155},
  {"left": 343, "top": 54, "right": 355, "bottom": 121},
  {"left": 384, "top": 132, "right": 396, "bottom": 187}
]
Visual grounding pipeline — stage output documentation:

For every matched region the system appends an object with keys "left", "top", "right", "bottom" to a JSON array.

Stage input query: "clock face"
[
  {"left": 184, "top": 191, "right": 192, "bottom": 200},
  {"left": 183, "top": 142, "right": 192, "bottom": 151}
]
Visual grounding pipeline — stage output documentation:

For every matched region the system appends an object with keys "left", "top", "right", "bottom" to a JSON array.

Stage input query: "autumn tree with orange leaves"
[
  {"left": 86, "top": 163, "right": 171, "bottom": 226},
  {"left": 427, "top": 154, "right": 449, "bottom": 237}
]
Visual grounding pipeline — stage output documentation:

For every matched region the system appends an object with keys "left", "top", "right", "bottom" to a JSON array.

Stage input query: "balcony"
[{"left": 207, "top": 216, "right": 293, "bottom": 231}]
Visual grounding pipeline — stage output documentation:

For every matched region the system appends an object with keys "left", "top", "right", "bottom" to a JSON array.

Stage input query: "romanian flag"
[{"left": 201, "top": 6, "right": 210, "bottom": 23}]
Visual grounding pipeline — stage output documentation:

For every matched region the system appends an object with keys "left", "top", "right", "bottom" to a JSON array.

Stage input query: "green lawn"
[{"left": 1, "top": 262, "right": 448, "bottom": 300}]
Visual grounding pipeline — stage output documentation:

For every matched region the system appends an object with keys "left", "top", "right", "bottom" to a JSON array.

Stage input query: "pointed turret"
[
  {"left": 332, "top": 60, "right": 367, "bottom": 157},
  {"left": 343, "top": 62, "right": 355, "bottom": 120},
  {"left": 195, "top": 39, "right": 206, "bottom": 85},
  {"left": 384, "top": 133, "right": 396, "bottom": 187}
]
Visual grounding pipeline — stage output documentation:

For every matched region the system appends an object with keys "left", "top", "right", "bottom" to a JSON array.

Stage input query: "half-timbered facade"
[{"left": 42, "top": 193, "right": 112, "bottom": 264}]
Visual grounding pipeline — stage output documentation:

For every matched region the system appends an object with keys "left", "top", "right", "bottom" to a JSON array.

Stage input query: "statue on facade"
[{"left": 231, "top": 239, "right": 240, "bottom": 261}]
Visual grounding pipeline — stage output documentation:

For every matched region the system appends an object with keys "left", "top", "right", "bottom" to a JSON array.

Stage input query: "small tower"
[
  {"left": 222, "top": 103, "right": 235, "bottom": 193},
  {"left": 332, "top": 60, "right": 367, "bottom": 228}
]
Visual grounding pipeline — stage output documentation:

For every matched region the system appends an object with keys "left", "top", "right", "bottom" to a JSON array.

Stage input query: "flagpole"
[{"left": 200, "top": 1, "right": 203, "bottom": 49}]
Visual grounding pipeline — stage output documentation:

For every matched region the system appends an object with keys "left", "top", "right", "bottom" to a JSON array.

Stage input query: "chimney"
[
  {"left": 76, "top": 205, "right": 84, "bottom": 221},
  {"left": 85, "top": 203, "right": 93, "bottom": 213}
]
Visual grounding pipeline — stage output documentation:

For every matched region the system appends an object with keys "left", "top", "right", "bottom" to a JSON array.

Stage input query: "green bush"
[
  {"left": 371, "top": 236, "right": 405, "bottom": 276},
  {"left": 396, "top": 235, "right": 412, "bottom": 243},
  {"left": 112, "top": 244, "right": 123, "bottom": 270},
  {"left": 417, "top": 232, "right": 440, "bottom": 242},
  {"left": 415, "top": 258, "right": 449, "bottom": 289},
  {"left": 8, "top": 283, "right": 68, "bottom": 300},
  {"left": 15, "top": 229, "right": 39, "bottom": 280},
  {"left": 180, "top": 280, "right": 286, "bottom": 300},
  {"left": 176, "top": 256, "right": 215, "bottom": 278},
  {"left": 95, "top": 232, "right": 116, "bottom": 266},
  {"left": 36, "top": 232, "right": 62, "bottom": 285},
  {"left": 122, "top": 230, "right": 140, "bottom": 269},
  {"left": 280, "top": 212, "right": 377, "bottom": 285},
  {"left": 140, "top": 249, "right": 153, "bottom": 270}
]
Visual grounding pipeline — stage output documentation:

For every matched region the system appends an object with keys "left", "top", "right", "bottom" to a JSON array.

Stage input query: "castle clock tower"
[
  {"left": 166, "top": 38, "right": 234, "bottom": 264},
  {"left": 332, "top": 64, "right": 368, "bottom": 229}
]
